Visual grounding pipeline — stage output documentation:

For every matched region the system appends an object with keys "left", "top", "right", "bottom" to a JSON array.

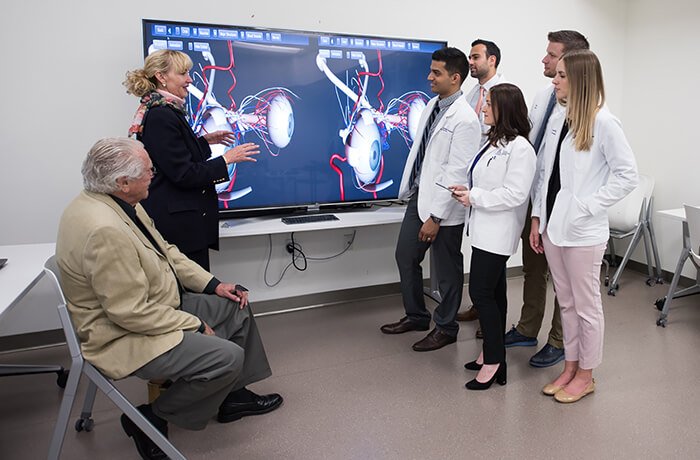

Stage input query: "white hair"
[{"left": 81, "top": 138, "right": 146, "bottom": 194}]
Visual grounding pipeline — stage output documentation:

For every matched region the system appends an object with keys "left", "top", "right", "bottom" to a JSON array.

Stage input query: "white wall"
[
  {"left": 621, "top": 0, "right": 700, "bottom": 278},
  {"left": 0, "top": 0, "right": 629, "bottom": 334}
]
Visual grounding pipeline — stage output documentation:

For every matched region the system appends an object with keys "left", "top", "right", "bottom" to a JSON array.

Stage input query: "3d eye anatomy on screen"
[
  {"left": 317, "top": 50, "right": 429, "bottom": 201},
  {"left": 149, "top": 40, "right": 298, "bottom": 208},
  {"left": 144, "top": 21, "right": 444, "bottom": 212}
]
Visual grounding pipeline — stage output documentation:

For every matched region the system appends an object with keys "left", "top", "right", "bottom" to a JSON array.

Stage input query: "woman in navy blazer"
[
  {"left": 124, "top": 50, "right": 259, "bottom": 270},
  {"left": 451, "top": 83, "right": 536, "bottom": 390}
]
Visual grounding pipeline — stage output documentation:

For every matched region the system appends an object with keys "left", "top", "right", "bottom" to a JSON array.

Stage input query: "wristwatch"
[{"left": 430, "top": 215, "right": 442, "bottom": 224}]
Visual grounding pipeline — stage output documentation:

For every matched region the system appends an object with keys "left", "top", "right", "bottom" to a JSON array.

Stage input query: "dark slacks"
[
  {"left": 395, "top": 194, "right": 464, "bottom": 336},
  {"left": 133, "top": 292, "right": 272, "bottom": 430},
  {"left": 469, "top": 247, "right": 509, "bottom": 364}
]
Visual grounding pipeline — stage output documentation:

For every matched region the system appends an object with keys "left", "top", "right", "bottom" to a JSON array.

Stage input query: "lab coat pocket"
[
  {"left": 566, "top": 196, "right": 594, "bottom": 239},
  {"left": 431, "top": 128, "right": 452, "bottom": 165}
]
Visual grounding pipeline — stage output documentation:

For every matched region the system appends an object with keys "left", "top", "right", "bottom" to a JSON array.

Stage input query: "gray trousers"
[
  {"left": 133, "top": 292, "right": 272, "bottom": 430},
  {"left": 395, "top": 194, "right": 464, "bottom": 336}
]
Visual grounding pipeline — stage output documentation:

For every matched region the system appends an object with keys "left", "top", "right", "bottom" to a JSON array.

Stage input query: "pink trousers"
[{"left": 542, "top": 231, "right": 607, "bottom": 369}]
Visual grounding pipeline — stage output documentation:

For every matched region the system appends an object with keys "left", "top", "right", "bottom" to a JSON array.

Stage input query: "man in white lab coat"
[
  {"left": 380, "top": 47, "right": 481, "bottom": 352},
  {"left": 505, "top": 30, "right": 591, "bottom": 368},
  {"left": 456, "top": 38, "right": 507, "bottom": 331}
]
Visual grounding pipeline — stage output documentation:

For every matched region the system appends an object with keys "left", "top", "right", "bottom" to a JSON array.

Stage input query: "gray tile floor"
[{"left": 1, "top": 270, "right": 699, "bottom": 459}]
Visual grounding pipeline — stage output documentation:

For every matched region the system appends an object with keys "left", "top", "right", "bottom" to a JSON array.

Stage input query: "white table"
[
  {"left": 0, "top": 243, "right": 67, "bottom": 385},
  {"left": 219, "top": 206, "right": 443, "bottom": 302},
  {"left": 219, "top": 206, "right": 406, "bottom": 237},
  {"left": 655, "top": 208, "right": 700, "bottom": 327}
]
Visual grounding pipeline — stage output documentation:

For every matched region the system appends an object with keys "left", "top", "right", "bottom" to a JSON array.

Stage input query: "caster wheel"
[
  {"left": 604, "top": 278, "right": 609, "bottom": 287},
  {"left": 656, "top": 318, "right": 667, "bottom": 327},
  {"left": 75, "top": 418, "right": 94, "bottom": 432},
  {"left": 607, "top": 289, "right": 616, "bottom": 296},
  {"left": 83, "top": 418, "right": 94, "bottom": 432},
  {"left": 646, "top": 278, "right": 655, "bottom": 286},
  {"left": 56, "top": 370, "right": 68, "bottom": 388},
  {"left": 655, "top": 297, "right": 666, "bottom": 311}
]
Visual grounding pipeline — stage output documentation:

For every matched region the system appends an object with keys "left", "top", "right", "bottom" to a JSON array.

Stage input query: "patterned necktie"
[
  {"left": 532, "top": 90, "right": 557, "bottom": 154},
  {"left": 408, "top": 103, "right": 441, "bottom": 190}
]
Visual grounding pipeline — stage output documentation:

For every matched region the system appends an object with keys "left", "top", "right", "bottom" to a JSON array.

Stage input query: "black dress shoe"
[
  {"left": 120, "top": 404, "right": 169, "bottom": 460},
  {"left": 217, "top": 392, "right": 284, "bottom": 423},
  {"left": 464, "top": 360, "right": 483, "bottom": 371},
  {"left": 465, "top": 362, "right": 507, "bottom": 390},
  {"left": 380, "top": 317, "right": 430, "bottom": 335},
  {"left": 412, "top": 328, "right": 457, "bottom": 352}
]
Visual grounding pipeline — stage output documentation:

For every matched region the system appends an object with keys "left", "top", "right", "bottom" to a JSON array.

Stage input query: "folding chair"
[
  {"left": 604, "top": 174, "right": 663, "bottom": 295},
  {"left": 43, "top": 256, "right": 185, "bottom": 460}
]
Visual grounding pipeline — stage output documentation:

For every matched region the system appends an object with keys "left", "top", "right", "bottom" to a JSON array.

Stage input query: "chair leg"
[
  {"left": 642, "top": 225, "right": 654, "bottom": 277},
  {"left": 83, "top": 365, "right": 186, "bottom": 460},
  {"left": 647, "top": 218, "right": 664, "bottom": 283},
  {"left": 75, "top": 381, "right": 98, "bottom": 432},
  {"left": 47, "top": 359, "right": 85, "bottom": 460},
  {"left": 602, "top": 256, "right": 610, "bottom": 286},
  {"left": 608, "top": 238, "right": 617, "bottom": 266},
  {"left": 609, "top": 227, "right": 643, "bottom": 295}
]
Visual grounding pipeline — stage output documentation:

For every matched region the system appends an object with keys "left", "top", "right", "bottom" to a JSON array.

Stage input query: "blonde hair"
[
  {"left": 123, "top": 50, "right": 192, "bottom": 97},
  {"left": 562, "top": 50, "right": 605, "bottom": 151}
]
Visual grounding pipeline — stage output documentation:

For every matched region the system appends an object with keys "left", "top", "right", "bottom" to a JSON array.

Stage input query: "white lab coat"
[
  {"left": 531, "top": 106, "right": 639, "bottom": 246},
  {"left": 467, "top": 136, "right": 537, "bottom": 256},
  {"left": 398, "top": 96, "right": 481, "bottom": 226}
]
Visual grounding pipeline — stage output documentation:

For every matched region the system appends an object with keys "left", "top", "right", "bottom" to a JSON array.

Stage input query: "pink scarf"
[{"left": 128, "top": 90, "right": 187, "bottom": 138}]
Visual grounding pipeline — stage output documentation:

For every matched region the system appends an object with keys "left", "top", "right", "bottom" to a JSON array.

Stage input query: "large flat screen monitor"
[{"left": 142, "top": 19, "right": 446, "bottom": 215}]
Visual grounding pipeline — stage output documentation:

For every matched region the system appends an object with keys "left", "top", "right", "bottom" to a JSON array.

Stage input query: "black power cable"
[{"left": 263, "top": 230, "right": 357, "bottom": 287}]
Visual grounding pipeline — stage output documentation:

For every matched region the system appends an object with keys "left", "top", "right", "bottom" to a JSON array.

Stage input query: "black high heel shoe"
[
  {"left": 465, "top": 362, "right": 507, "bottom": 390},
  {"left": 464, "top": 360, "right": 483, "bottom": 371}
]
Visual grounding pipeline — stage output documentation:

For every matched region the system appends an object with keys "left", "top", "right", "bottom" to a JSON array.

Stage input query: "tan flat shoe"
[
  {"left": 542, "top": 383, "right": 564, "bottom": 396},
  {"left": 554, "top": 379, "right": 595, "bottom": 403}
]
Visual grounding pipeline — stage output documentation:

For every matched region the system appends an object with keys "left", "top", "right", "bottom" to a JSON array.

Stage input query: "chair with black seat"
[
  {"left": 43, "top": 256, "right": 185, "bottom": 460},
  {"left": 604, "top": 173, "right": 663, "bottom": 295}
]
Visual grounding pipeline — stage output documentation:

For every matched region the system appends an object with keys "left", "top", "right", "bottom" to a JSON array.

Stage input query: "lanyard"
[{"left": 468, "top": 142, "right": 492, "bottom": 188}]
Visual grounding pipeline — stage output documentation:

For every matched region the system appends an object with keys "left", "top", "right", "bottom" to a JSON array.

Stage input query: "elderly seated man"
[{"left": 56, "top": 137, "right": 282, "bottom": 460}]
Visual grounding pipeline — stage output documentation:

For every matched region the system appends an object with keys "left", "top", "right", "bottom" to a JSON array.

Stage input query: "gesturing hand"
[
  {"left": 203, "top": 130, "right": 237, "bottom": 146},
  {"left": 222, "top": 143, "right": 260, "bottom": 165}
]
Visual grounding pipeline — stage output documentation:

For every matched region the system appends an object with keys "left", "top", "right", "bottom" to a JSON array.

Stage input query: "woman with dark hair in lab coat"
[{"left": 451, "top": 83, "right": 536, "bottom": 390}]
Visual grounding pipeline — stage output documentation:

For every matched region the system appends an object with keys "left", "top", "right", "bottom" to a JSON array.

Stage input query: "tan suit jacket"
[{"left": 56, "top": 191, "right": 212, "bottom": 379}]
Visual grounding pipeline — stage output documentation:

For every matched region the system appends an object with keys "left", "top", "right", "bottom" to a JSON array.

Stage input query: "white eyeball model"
[
  {"left": 267, "top": 95, "right": 295, "bottom": 149},
  {"left": 407, "top": 97, "right": 427, "bottom": 142},
  {"left": 345, "top": 109, "right": 382, "bottom": 184}
]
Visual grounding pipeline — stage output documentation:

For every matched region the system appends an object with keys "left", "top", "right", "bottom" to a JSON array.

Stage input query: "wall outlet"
[{"left": 285, "top": 240, "right": 295, "bottom": 253}]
